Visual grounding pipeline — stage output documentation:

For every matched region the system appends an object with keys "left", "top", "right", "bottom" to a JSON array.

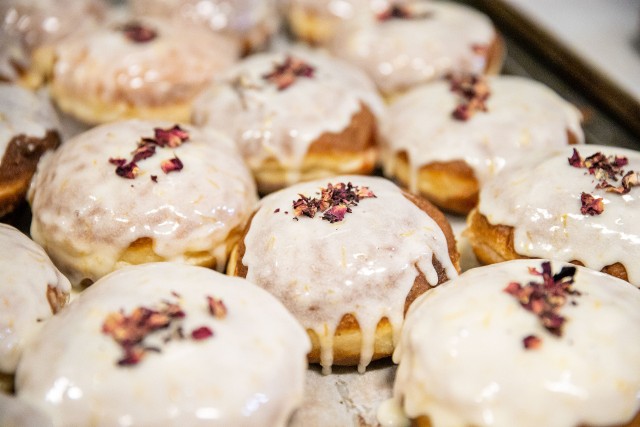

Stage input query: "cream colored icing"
[
  {"left": 393, "top": 259, "right": 640, "bottom": 427},
  {"left": 477, "top": 144, "right": 640, "bottom": 287},
  {"left": 0, "top": 31, "right": 30, "bottom": 83},
  {"left": 0, "top": 0, "right": 106, "bottom": 52},
  {"left": 383, "top": 75, "right": 584, "bottom": 188},
  {"left": 28, "top": 119, "right": 258, "bottom": 285},
  {"left": 0, "top": 393, "right": 53, "bottom": 427},
  {"left": 192, "top": 48, "right": 384, "bottom": 184},
  {"left": 50, "top": 15, "right": 239, "bottom": 110},
  {"left": 241, "top": 175, "right": 457, "bottom": 373},
  {"left": 130, "top": 0, "right": 279, "bottom": 44},
  {"left": 15, "top": 262, "right": 310, "bottom": 427},
  {"left": 328, "top": 1, "right": 496, "bottom": 94},
  {"left": 0, "top": 83, "right": 59, "bottom": 166},
  {"left": 0, "top": 223, "right": 70, "bottom": 374}
]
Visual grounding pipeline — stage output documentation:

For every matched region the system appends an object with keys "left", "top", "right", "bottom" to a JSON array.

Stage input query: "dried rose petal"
[
  {"left": 207, "top": 296, "right": 228, "bottom": 319},
  {"left": 122, "top": 22, "right": 157, "bottom": 43},
  {"left": 503, "top": 261, "right": 579, "bottom": 342},
  {"left": 263, "top": 56, "right": 315, "bottom": 90},
  {"left": 377, "top": 4, "right": 433, "bottom": 21},
  {"left": 115, "top": 162, "right": 139, "bottom": 179},
  {"left": 154, "top": 125, "right": 189, "bottom": 148},
  {"left": 117, "top": 346, "right": 146, "bottom": 366},
  {"left": 132, "top": 142, "right": 157, "bottom": 162},
  {"left": 568, "top": 148, "right": 583, "bottom": 168},
  {"left": 161, "top": 156, "right": 183, "bottom": 174},
  {"left": 449, "top": 74, "right": 490, "bottom": 121},
  {"left": 109, "top": 157, "right": 127, "bottom": 167},
  {"left": 191, "top": 326, "right": 213, "bottom": 340},
  {"left": 322, "top": 204, "right": 348, "bottom": 223},
  {"left": 580, "top": 192, "right": 604, "bottom": 216},
  {"left": 151, "top": 175, "right": 158, "bottom": 183},
  {"left": 523, "top": 335, "right": 542, "bottom": 350}
]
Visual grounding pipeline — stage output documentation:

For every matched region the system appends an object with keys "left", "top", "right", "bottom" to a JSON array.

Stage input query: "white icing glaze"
[
  {"left": 328, "top": 1, "right": 496, "bottom": 94},
  {"left": 15, "top": 263, "right": 310, "bottom": 427},
  {"left": 0, "top": 0, "right": 106, "bottom": 51},
  {"left": 28, "top": 119, "right": 258, "bottom": 285},
  {"left": 0, "top": 393, "right": 53, "bottom": 427},
  {"left": 192, "top": 48, "right": 384, "bottom": 182},
  {"left": 0, "top": 31, "right": 30, "bottom": 83},
  {"left": 0, "top": 83, "right": 59, "bottom": 165},
  {"left": 241, "top": 175, "right": 457, "bottom": 373},
  {"left": 50, "top": 15, "right": 239, "bottom": 109},
  {"left": 130, "top": 0, "right": 279, "bottom": 44},
  {"left": 393, "top": 259, "right": 640, "bottom": 427},
  {"left": 0, "top": 223, "right": 70, "bottom": 374},
  {"left": 478, "top": 144, "right": 640, "bottom": 287},
  {"left": 383, "top": 75, "right": 584, "bottom": 188}
]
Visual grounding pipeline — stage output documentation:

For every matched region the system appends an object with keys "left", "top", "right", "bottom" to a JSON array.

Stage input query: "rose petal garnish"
[
  {"left": 287, "top": 182, "right": 376, "bottom": 223},
  {"left": 191, "top": 326, "right": 213, "bottom": 341},
  {"left": 207, "top": 296, "right": 227, "bottom": 319},
  {"left": 154, "top": 125, "right": 189, "bottom": 148},
  {"left": 449, "top": 74, "right": 490, "bottom": 121},
  {"left": 160, "top": 156, "right": 183, "bottom": 174},
  {"left": 580, "top": 192, "right": 604, "bottom": 215},
  {"left": 122, "top": 22, "right": 157, "bottom": 43},
  {"left": 263, "top": 56, "right": 315, "bottom": 90},
  {"left": 503, "top": 261, "right": 580, "bottom": 349}
]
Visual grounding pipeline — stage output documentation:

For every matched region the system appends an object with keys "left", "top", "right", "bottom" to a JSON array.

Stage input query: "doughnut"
[
  {"left": 383, "top": 75, "right": 584, "bottom": 214},
  {"left": 466, "top": 145, "right": 640, "bottom": 287},
  {"left": 0, "top": 224, "right": 70, "bottom": 392},
  {"left": 130, "top": 0, "right": 280, "bottom": 54},
  {"left": 390, "top": 259, "right": 640, "bottom": 427},
  {"left": 28, "top": 120, "right": 257, "bottom": 286},
  {"left": 306, "top": 1, "right": 503, "bottom": 96},
  {"left": 43, "top": 15, "right": 239, "bottom": 124},
  {"left": 0, "top": 0, "right": 107, "bottom": 88},
  {"left": 15, "top": 263, "right": 310, "bottom": 427},
  {"left": 0, "top": 83, "right": 61, "bottom": 218},
  {"left": 227, "top": 175, "right": 460, "bottom": 373},
  {"left": 192, "top": 48, "right": 384, "bottom": 194}
]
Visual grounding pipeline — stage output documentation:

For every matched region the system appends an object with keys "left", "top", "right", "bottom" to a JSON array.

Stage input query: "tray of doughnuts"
[{"left": 1, "top": 1, "right": 639, "bottom": 426}]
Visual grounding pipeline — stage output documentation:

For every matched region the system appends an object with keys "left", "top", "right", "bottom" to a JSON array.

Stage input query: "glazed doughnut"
[
  {"left": 0, "top": 0, "right": 107, "bottom": 88},
  {"left": 0, "top": 83, "right": 61, "bottom": 218},
  {"left": 15, "top": 263, "right": 310, "bottom": 427},
  {"left": 319, "top": 1, "right": 503, "bottom": 96},
  {"left": 44, "top": 16, "right": 239, "bottom": 124},
  {"left": 390, "top": 259, "right": 640, "bottom": 427},
  {"left": 227, "top": 175, "right": 460, "bottom": 373},
  {"left": 130, "top": 0, "right": 280, "bottom": 54},
  {"left": 466, "top": 145, "right": 640, "bottom": 287},
  {"left": 192, "top": 48, "right": 384, "bottom": 194},
  {"left": 28, "top": 120, "right": 257, "bottom": 286},
  {"left": 0, "top": 224, "right": 70, "bottom": 392},
  {"left": 383, "top": 75, "right": 584, "bottom": 214}
]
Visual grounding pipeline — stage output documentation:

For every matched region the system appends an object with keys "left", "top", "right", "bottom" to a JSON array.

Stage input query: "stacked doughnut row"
[{"left": 1, "top": 1, "right": 639, "bottom": 426}]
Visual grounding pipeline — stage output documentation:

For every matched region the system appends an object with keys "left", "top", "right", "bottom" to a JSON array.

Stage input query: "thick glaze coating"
[
  {"left": 476, "top": 145, "right": 640, "bottom": 286},
  {"left": 192, "top": 48, "right": 384, "bottom": 187},
  {"left": 48, "top": 15, "right": 239, "bottom": 123},
  {"left": 130, "top": 0, "right": 279, "bottom": 51},
  {"left": 383, "top": 76, "right": 584, "bottom": 191},
  {"left": 16, "top": 263, "right": 310, "bottom": 427},
  {"left": 238, "top": 176, "right": 458, "bottom": 372},
  {"left": 0, "top": 224, "right": 70, "bottom": 374},
  {"left": 29, "top": 120, "right": 257, "bottom": 285},
  {"left": 393, "top": 259, "right": 640, "bottom": 427},
  {"left": 0, "top": 83, "right": 59, "bottom": 165},
  {"left": 327, "top": 1, "right": 496, "bottom": 94}
]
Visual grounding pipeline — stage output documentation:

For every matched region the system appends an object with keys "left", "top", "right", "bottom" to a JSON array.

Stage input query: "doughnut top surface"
[
  {"left": 0, "top": 223, "right": 70, "bottom": 374},
  {"left": 393, "top": 258, "right": 640, "bottom": 427},
  {"left": 29, "top": 120, "right": 257, "bottom": 284},
  {"left": 192, "top": 48, "right": 384, "bottom": 170},
  {"left": 16, "top": 263, "right": 310, "bottom": 427},
  {"left": 329, "top": 1, "right": 496, "bottom": 94},
  {"left": 0, "top": 83, "right": 59, "bottom": 162},
  {"left": 241, "top": 175, "right": 458, "bottom": 371},
  {"left": 478, "top": 144, "right": 640, "bottom": 286},
  {"left": 383, "top": 75, "right": 584, "bottom": 187}
]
